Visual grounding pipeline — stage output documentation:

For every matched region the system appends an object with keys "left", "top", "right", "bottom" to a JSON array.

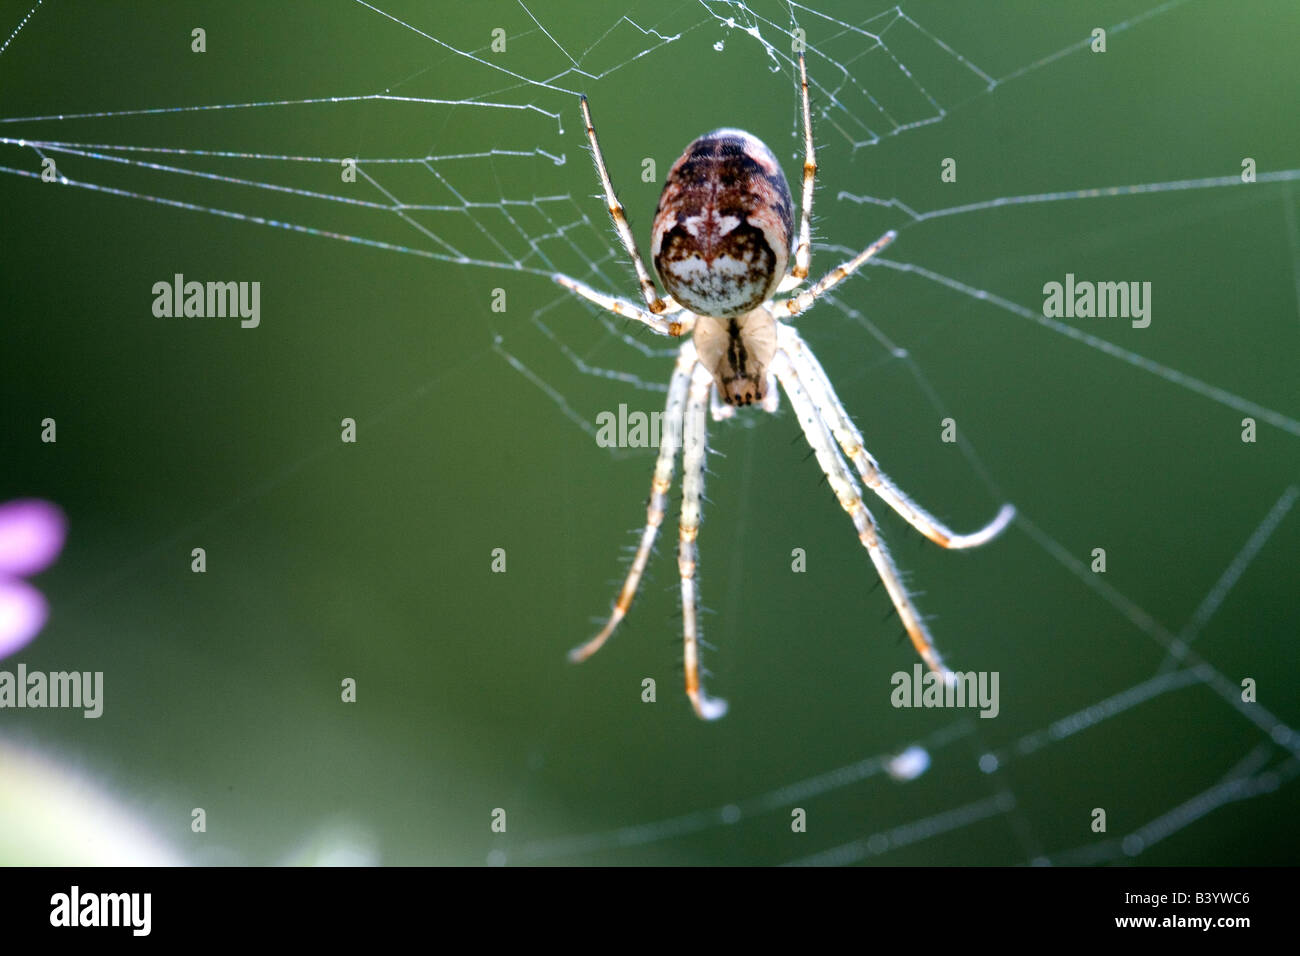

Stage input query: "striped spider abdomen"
[{"left": 650, "top": 128, "right": 794, "bottom": 320}]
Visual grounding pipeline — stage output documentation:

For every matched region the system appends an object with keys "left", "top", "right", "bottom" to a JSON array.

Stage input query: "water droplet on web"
[{"left": 887, "top": 745, "right": 931, "bottom": 781}]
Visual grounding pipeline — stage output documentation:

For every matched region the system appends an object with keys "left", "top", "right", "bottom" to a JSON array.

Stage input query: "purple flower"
[{"left": 0, "top": 499, "right": 67, "bottom": 658}]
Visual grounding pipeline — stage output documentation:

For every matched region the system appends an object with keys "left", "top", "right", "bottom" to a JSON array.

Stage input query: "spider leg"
[
  {"left": 680, "top": 362, "right": 729, "bottom": 720},
  {"left": 791, "top": 52, "right": 817, "bottom": 283},
  {"left": 778, "top": 324, "right": 1015, "bottom": 547},
  {"left": 771, "top": 349, "right": 953, "bottom": 678},
  {"left": 773, "top": 54, "right": 818, "bottom": 296},
  {"left": 553, "top": 273, "right": 694, "bottom": 337},
  {"left": 777, "top": 229, "right": 897, "bottom": 319},
  {"left": 579, "top": 94, "right": 673, "bottom": 316},
  {"left": 569, "top": 341, "right": 699, "bottom": 663}
]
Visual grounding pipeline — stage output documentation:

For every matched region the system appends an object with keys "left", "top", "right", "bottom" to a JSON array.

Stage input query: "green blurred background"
[{"left": 1, "top": 0, "right": 1297, "bottom": 865}]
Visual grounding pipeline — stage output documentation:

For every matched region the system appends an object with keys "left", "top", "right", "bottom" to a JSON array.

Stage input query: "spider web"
[{"left": 1, "top": 0, "right": 1297, "bottom": 866}]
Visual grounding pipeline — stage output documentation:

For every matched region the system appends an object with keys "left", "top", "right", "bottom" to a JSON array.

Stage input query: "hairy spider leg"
[
  {"left": 569, "top": 342, "right": 699, "bottom": 663},
  {"left": 551, "top": 273, "right": 692, "bottom": 338},
  {"left": 771, "top": 349, "right": 954, "bottom": 678},
  {"left": 778, "top": 230, "right": 897, "bottom": 318},
  {"left": 579, "top": 94, "right": 672, "bottom": 317},
  {"left": 790, "top": 52, "right": 817, "bottom": 284},
  {"left": 778, "top": 324, "right": 1015, "bottom": 547},
  {"left": 679, "top": 362, "right": 729, "bottom": 719}
]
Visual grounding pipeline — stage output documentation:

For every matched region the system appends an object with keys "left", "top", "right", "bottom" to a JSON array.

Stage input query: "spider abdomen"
[{"left": 651, "top": 129, "right": 793, "bottom": 318}]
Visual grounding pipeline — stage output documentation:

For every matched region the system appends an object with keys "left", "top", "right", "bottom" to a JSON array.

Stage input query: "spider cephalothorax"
[{"left": 554, "top": 56, "right": 1014, "bottom": 719}]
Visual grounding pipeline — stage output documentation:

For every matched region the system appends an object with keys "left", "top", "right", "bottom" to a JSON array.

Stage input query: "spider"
[{"left": 555, "top": 54, "right": 1015, "bottom": 720}]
